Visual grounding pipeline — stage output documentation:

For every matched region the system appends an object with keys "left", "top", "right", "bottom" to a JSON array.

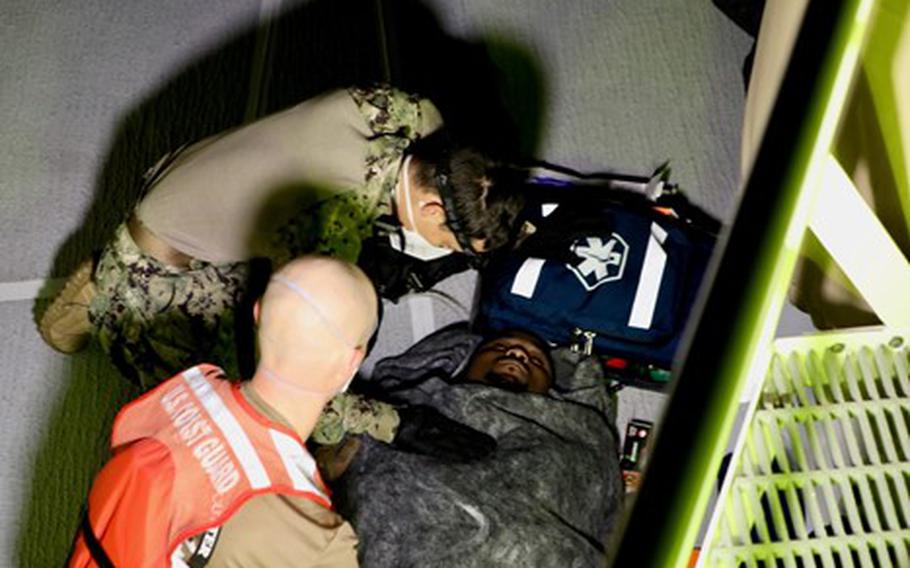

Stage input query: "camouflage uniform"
[
  {"left": 88, "top": 85, "right": 432, "bottom": 444},
  {"left": 88, "top": 224, "right": 249, "bottom": 390},
  {"left": 270, "top": 86, "right": 426, "bottom": 264}
]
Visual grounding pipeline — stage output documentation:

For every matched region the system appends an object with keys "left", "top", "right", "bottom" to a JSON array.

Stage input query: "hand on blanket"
[{"left": 393, "top": 405, "right": 497, "bottom": 462}]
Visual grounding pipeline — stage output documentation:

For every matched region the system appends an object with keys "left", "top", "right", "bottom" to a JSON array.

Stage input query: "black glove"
[{"left": 392, "top": 405, "right": 497, "bottom": 462}]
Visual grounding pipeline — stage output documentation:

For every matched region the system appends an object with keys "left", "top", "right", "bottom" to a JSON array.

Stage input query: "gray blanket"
[{"left": 336, "top": 324, "right": 623, "bottom": 567}]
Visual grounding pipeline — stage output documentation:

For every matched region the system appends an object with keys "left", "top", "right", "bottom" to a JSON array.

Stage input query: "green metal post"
[{"left": 608, "top": 0, "right": 875, "bottom": 565}]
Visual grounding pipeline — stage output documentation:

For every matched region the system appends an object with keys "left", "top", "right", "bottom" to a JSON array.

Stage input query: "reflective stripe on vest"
[
  {"left": 181, "top": 367, "right": 272, "bottom": 491},
  {"left": 109, "top": 364, "right": 330, "bottom": 565}
]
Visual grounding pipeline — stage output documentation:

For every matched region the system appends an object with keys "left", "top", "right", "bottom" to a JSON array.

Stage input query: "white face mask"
[
  {"left": 339, "top": 374, "right": 355, "bottom": 394},
  {"left": 262, "top": 368, "right": 354, "bottom": 397},
  {"left": 391, "top": 155, "right": 454, "bottom": 261}
]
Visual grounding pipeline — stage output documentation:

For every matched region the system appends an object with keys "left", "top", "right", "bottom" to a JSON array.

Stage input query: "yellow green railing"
[{"left": 608, "top": 0, "right": 881, "bottom": 565}]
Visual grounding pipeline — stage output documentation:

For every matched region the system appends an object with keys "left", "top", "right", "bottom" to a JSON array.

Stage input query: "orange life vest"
[{"left": 78, "top": 364, "right": 331, "bottom": 566}]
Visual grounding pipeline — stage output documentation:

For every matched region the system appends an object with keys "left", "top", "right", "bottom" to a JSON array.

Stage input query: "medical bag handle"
[{"left": 515, "top": 159, "right": 722, "bottom": 236}]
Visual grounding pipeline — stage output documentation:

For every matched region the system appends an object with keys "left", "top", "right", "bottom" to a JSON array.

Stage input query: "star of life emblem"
[{"left": 567, "top": 234, "right": 629, "bottom": 291}]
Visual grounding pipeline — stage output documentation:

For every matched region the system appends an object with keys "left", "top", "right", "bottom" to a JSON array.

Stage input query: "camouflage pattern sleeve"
[
  {"left": 311, "top": 392, "right": 401, "bottom": 445},
  {"left": 270, "top": 192, "right": 376, "bottom": 268},
  {"left": 268, "top": 87, "right": 440, "bottom": 274},
  {"left": 348, "top": 85, "right": 441, "bottom": 141}
]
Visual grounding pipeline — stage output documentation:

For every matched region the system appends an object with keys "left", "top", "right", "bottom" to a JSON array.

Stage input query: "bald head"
[{"left": 257, "top": 256, "right": 378, "bottom": 391}]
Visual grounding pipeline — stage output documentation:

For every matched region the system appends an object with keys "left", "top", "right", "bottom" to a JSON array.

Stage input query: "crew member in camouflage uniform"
[{"left": 39, "top": 85, "right": 525, "bottom": 445}]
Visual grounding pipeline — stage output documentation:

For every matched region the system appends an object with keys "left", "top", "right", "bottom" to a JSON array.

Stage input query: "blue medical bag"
[{"left": 478, "top": 173, "right": 717, "bottom": 370}]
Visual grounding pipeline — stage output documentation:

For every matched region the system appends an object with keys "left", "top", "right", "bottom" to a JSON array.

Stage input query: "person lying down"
[{"left": 325, "top": 322, "right": 624, "bottom": 567}]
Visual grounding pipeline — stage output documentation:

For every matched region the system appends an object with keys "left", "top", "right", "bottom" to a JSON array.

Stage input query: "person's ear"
[
  {"left": 418, "top": 200, "right": 446, "bottom": 221},
  {"left": 253, "top": 300, "right": 261, "bottom": 326}
]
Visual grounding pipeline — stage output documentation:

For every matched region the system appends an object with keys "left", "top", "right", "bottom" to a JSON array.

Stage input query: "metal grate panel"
[{"left": 707, "top": 330, "right": 910, "bottom": 568}]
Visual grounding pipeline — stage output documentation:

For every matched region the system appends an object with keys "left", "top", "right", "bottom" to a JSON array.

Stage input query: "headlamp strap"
[{"left": 435, "top": 159, "right": 479, "bottom": 256}]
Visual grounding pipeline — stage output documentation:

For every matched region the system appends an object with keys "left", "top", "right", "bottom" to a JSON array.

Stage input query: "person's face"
[
  {"left": 410, "top": 195, "right": 488, "bottom": 254},
  {"left": 464, "top": 331, "right": 553, "bottom": 394},
  {"left": 401, "top": 166, "right": 488, "bottom": 254},
  {"left": 421, "top": 211, "right": 487, "bottom": 253}
]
